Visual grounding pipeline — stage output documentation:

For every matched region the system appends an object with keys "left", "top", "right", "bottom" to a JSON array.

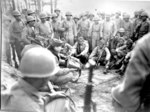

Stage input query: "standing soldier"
[
  {"left": 114, "top": 11, "right": 122, "bottom": 31},
  {"left": 121, "top": 14, "right": 133, "bottom": 38},
  {"left": 9, "top": 10, "right": 25, "bottom": 67},
  {"left": 62, "top": 12, "right": 77, "bottom": 46},
  {"left": 22, "top": 16, "right": 42, "bottom": 46},
  {"left": 101, "top": 14, "right": 117, "bottom": 43},
  {"left": 27, "top": 9, "right": 39, "bottom": 22},
  {"left": 90, "top": 17, "right": 102, "bottom": 50},
  {"left": 35, "top": 12, "right": 53, "bottom": 47},
  {"left": 47, "top": 12, "right": 52, "bottom": 23},
  {"left": 54, "top": 8, "right": 63, "bottom": 23},
  {"left": 51, "top": 13, "right": 64, "bottom": 39},
  {"left": 78, "top": 13, "right": 90, "bottom": 40},
  {"left": 136, "top": 12, "right": 150, "bottom": 40}
]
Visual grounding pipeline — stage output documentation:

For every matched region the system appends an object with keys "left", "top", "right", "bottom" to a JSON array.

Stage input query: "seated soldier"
[
  {"left": 72, "top": 36, "right": 89, "bottom": 65},
  {"left": 59, "top": 39, "right": 73, "bottom": 66},
  {"left": 108, "top": 28, "right": 127, "bottom": 69},
  {"left": 86, "top": 39, "right": 111, "bottom": 74},
  {"left": 48, "top": 38, "right": 79, "bottom": 86},
  {"left": 116, "top": 39, "right": 134, "bottom": 75}
]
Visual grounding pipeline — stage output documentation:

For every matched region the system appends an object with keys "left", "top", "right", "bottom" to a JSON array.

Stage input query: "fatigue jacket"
[
  {"left": 9, "top": 20, "right": 25, "bottom": 42},
  {"left": 35, "top": 21, "right": 53, "bottom": 39},
  {"left": 111, "top": 33, "right": 150, "bottom": 112},
  {"left": 89, "top": 46, "right": 111, "bottom": 61},
  {"left": 22, "top": 25, "right": 36, "bottom": 44},
  {"left": 138, "top": 21, "right": 150, "bottom": 38},
  {"left": 78, "top": 19, "right": 90, "bottom": 38},
  {"left": 1, "top": 79, "right": 45, "bottom": 112},
  {"left": 73, "top": 40, "right": 89, "bottom": 56},
  {"left": 121, "top": 20, "right": 133, "bottom": 38}
]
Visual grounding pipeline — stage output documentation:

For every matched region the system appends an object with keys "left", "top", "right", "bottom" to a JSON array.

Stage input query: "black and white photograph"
[{"left": 1, "top": 0, "right": 150, "bottom": 112}]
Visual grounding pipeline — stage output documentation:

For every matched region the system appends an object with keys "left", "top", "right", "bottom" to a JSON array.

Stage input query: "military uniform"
[
  {"left": 9, "top": 18, "right": 25, "bottom": 62},
  {"left": 101, "top": 20, "right": 117, "bottom": 43},
  {"left": 78, "top": 19, "right": 90, "bottom": 40},
  {"left": 90, "top": 21, "right": 102, "bottom": 50},
  {"left": 89, "top": 46, "right": 111, "bottom": 65},
  {"left": 62, "top": 19, "right": 77, "bottom": 46},
  {"left": 51, "top": 20, "right": 62, "bottom": 39},
  {"left": 1, "top": 79, "right": 45, "bottom": 112},
  {"left": 138, "top": 21, "right": 150, "bottom": 39},
  {"left": 121, "top": 20, "right": 133, "bottom": 38},
  {"left": 112, "top": 33, "right": 150, "bottom": 112},
  {"left": 72, "top": 40, "right": 89, "bottom": 64}
]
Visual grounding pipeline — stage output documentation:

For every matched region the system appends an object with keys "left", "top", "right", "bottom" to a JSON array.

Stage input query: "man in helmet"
[
  {"left": 1, "top": 47, "right": 66, "bottom": 112},
  {"left": 78, "top": 12, "right": 90, "bottom": 41},
  {"left": 35, "top": 12, "right": 53, "bottom": 47},
  {"left": 136, "top": 12, "right": 150, "bottom": 39},
  {"left": 51, "top": 13, "right": 64, "bottom": 39},
  {"left": 54, "top": 8, "right": 63, "bottom": 22},
  {"left": 61, "top": 12, "right": 77, "bottom": 46},
  {"left": 9, "top": 10, "right": 25, "bottom": 67},
  {"left": 114, "top": 11, "right": 122, "bottom": 31},
  {"left": 89, "top": 17, "right": 102, "bottom": 50},
  {"left": 121, "top": 14, "right": 133, "bottom": 38},
  {"left": 27, "top": 9, "right": 40, "bottom": 22},
  {"left": 22, "top": 16, "right": 43, "bottom": 47},
  {"left": 86, "top": 39, "right": 111, "bottom": 74},
  {"left": 48, "top": 38, "right": 79, "bottom": 85},
  {"left": 47, "top": 12, "right": 52, "bottom": 22},
  {"left": 101, "top": 14, "right": 117, "bottom": 43}
]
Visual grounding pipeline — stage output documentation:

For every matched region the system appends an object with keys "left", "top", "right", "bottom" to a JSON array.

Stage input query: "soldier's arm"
[
  {"left": 89, "top": 47, "right": 98, "bottom": 59},
  {"left": 105, "top": 47, "right": 111, "bottom": 61},
  {"left": 21, "top": 27, "right": 31, "bottom": 44},
  {"left": 80, "top": 41, "right": 89, "bottom": 55}
]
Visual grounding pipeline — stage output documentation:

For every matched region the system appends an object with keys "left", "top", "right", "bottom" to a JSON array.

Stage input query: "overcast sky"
[{"left": 43, "top": 0, "right": 150, "bottom": 17}]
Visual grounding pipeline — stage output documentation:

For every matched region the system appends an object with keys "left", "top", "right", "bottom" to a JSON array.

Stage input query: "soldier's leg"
[{"left": 14, "top": 40, "right": 23, "bottom": 61}]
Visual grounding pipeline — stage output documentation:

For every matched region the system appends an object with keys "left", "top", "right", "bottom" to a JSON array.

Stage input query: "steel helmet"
[
  {"left": 54, "top": 8, "right": 60, "bottom": 12},
  {"left": 124, "top": 14, "right": 130, "bottom": 18},
  {"left": 52, "top": 13, "right": 57, "bottom": 18},
  {"left": 19, "top": 47, "right": 59, "bottom": 78},
  {"left": 141, "top": 12, "right": 148, "bottom": 17},
  {"left": 12, "top": 10, "right": 21, "bottom": 16},
  {"left": 21, "top": 44, "right": 42, "bottom": 57},
  {"left": 51, "top": 38, "right": 63, "bottom": 47},
  {"left": 26, "top": 16, "right": 35, "bottom": 22},
  {"left": 47, "top": 13, "right": 51, "bottom": 17},
  {"left": 119, "top": 28, "right": 125, "bottom": 33},
  {"left": 39, "top": 12, "right": 47, "bottom": 19},
  {"left": 27, "top": 9, "right": 35, "bottom": 15},
  {"left": 93, "top": 17, "right": 99, "bottom": 21},
  {"left": 65, "top": 12, "right": 72, "bottom": 16},
  {"left": 73, "top": 15, "right": 79, "bottom": 19}
]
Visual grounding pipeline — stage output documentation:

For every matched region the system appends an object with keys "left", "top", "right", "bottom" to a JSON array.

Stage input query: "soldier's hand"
[{"left": 50, "top": 91, "right": 66, "bottom": 99}]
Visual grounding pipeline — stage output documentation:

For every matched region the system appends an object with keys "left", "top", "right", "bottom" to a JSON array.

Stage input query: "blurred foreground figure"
[
  {"left": 111, "top": 33, "right": 150, "bottom": 112},
  {"left": 1, "top": 47, "right": 76, "bottom": 112}
]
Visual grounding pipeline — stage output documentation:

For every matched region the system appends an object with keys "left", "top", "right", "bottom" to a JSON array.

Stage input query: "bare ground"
[{"left": 1, "top": 62, "right": 122, "bottom": 112}]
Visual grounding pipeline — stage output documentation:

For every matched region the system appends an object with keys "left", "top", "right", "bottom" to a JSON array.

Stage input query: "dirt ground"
[{"left": 1, "top": 61, "right": 122, "bottom": 112}]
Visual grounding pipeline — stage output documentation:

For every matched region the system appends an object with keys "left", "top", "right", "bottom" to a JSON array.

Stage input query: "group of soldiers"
[
  {"left": 3, "top": 8, "right": 150, "bottom": 74},
  {"left": 1, "top": 7, "right": 150, "bottom": 112}
]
